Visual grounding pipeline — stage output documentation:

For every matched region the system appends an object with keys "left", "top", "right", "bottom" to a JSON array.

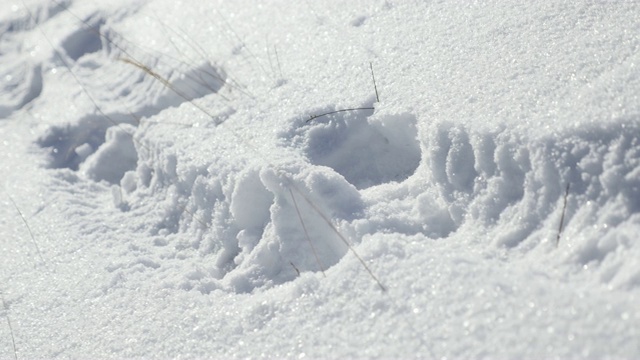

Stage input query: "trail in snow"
[{"left": 0, "top": 0, "right": 639, "bottom": 358}]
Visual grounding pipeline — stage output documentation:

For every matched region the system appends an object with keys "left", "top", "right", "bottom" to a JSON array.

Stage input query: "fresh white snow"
[{"left": 1, "top": 0, "right": 639, "bottom": 358}]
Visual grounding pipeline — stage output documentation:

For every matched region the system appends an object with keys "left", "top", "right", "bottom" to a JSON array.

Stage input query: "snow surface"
[{"left": 1, "top": 0, "right": 639, "bottom": 358}]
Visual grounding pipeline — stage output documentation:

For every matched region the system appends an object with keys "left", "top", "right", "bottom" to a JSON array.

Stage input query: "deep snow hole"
[{"left": 299, "top": 110, "right": 421, "bottom": 189}]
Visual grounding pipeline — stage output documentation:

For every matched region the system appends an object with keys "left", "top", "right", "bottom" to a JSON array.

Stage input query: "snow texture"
[{"left": 1, "top": 0, "right": 639, "bottom": 358}]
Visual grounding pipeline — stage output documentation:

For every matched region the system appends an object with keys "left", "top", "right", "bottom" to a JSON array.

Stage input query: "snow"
[{"left": 1, "top": 0, "right": 639, "bottom": 358}]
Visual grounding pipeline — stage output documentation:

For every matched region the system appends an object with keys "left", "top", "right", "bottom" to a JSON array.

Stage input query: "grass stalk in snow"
[
  {"left": 556, "top": 182, "right": 570, "bottom": 246},
  {"left": 370, "top": 62, "right": 380, "bottom": 103},
  {"left": 288, "top": 187, "right": 326, "bottom": 277},
  {"left": 1, "top": 292, "right": 18, "bottom": 360},
  {"left": 287, "top": 181, "right": 387, "bottom": 292},
  {"left": 307, "top": 62, "right": 380, "bottom": 122},
  {"left": 306, "top": 107, "right": 376, "bottom": 123},
  {"left": 290, "top": 262, "right": 301, "bottom": 276},
  {"left": 117, "top": 57, "right": 227, "bottom": 123},
  {"left": 6, "top": 193, "right": 44, "bottom": 266},
  {"left": 275, "top": 45, "right": 284, "bottom": 81},
  {"left": 266, "top": 39, "right": 285, "bottom": 84}
]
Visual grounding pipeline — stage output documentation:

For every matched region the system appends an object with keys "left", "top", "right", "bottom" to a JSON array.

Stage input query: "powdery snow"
[{"left": 1, "top": 0, "right": 639, "bottom": 358}]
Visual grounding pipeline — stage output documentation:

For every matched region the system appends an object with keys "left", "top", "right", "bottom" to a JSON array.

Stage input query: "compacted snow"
[{"left": 1, "top": 0, "right": 639, "bottom": 358}]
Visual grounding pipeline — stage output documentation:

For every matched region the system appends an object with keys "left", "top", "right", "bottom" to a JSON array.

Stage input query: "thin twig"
[{"left": 556, "top": 182, "right": 570, "bottom": 246}]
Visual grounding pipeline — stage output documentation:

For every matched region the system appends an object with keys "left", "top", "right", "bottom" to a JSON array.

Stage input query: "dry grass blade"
[
  {"left": 370, "top": 62, "right": 379, "bottom": 103},
  {"left": 274, "top": 45, "right": 284, "bottom": 80},
  {"left": 556, "top": 182, "right": 570, "bottom": 246},
  {"left": 7, "top": 194, "right": 44, "bottom": 265},
  {"left": 119, "top": 57, "right": 225, "bottom": 125},
  {"left": 1, "top": 292, "right": 18, "bottom": 360},
  {"left": 287, "top": 181, "right": 387, "bottom": 292},
  {"left": 290, "top": 262, "right": 301, "bottom": 276},
  {"left": 307, "top": 62, "right": 379, "bottom": 122},
  {"left": 307, "top": 107, "right": 375, "bottom": 123},
  {"left": 288, "top": 188, "right": 326, "bottom": 277}
]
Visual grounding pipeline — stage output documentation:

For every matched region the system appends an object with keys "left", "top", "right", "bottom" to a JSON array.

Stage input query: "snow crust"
[{"left": 1, "top": 0, "right": 639, "bottom": 358}]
